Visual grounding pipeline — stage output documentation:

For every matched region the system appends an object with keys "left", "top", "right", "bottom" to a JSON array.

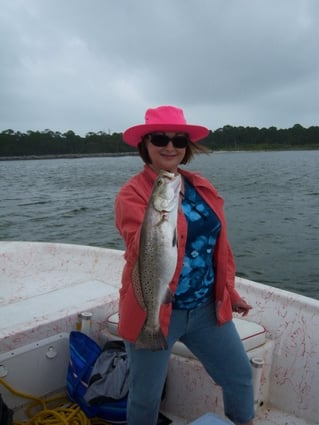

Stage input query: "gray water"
[{"left": 1, "top": 150, "right": 318, "bottom": 300}]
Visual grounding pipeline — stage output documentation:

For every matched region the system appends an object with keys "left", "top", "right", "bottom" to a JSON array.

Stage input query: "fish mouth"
[
  {"left": 151, "top": 171, "right": 181, "bottom": 214},
  {"left": 162, "top": 172, "right": 182, "bottom": 193},
  {"left": 161, "top": 170, "right": 177, "bottom": 178},
  {"left": 160, "top": 170, "right": 181, "bottom": 183}
]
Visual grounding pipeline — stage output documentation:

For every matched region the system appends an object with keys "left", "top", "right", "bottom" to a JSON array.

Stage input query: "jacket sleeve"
[
  {"left": 115, "top": 179, "right": 151, "bottom": 341},
  {"left": 114, "top": 182, "right": 148, "bottom": 263},
  {"left": 225, "top": 242, "right": 242, "bottom": 303}
]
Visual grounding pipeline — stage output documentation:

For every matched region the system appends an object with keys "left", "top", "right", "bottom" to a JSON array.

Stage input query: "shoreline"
[
  {"left": 0, "top": 147, "right": 318, "bottom": 161},
  {"left": 0, "top": 152, "right": 138, "bottom": 161}
]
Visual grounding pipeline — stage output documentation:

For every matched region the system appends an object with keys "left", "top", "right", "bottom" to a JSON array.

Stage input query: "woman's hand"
[{"left": 232, "top": 298, "right": 252, "bottom": 317}]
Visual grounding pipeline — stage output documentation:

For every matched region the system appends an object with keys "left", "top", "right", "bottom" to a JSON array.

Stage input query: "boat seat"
[{"left": 103, "top": 312, "right": 266, "bottom": 357}]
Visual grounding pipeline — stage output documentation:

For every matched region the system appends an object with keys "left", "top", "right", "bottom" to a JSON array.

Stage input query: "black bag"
[{"left": 0, "top": 394, "right": 13, "bottom": 425}]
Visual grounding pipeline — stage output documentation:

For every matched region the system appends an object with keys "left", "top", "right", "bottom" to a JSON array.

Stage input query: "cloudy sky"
[{"left": 0, "top": 0, "right": 318, "bottom": 136}]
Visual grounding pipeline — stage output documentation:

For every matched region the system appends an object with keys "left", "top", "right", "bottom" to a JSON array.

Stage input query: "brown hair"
[{"left": 137, "top": 136, "right": 209, "bottom": 165}]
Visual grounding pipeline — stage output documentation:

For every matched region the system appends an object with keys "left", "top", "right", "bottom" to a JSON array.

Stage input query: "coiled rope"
[{"left": 0, "top": 376, "right": 112, "bottom": 425}]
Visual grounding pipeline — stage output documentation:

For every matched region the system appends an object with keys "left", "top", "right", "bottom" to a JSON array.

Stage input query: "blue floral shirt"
[{"left": 173, "top": 179, "right": 221, "bottom": 309}]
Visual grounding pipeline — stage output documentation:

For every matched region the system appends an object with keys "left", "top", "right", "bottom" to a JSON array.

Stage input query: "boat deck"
[
  {"left": 253, "top": 408, "right": 315, "bottom": 425},
  {"left": 165, "top": 408, "right": 315, "bottom": 425},
  {"left": 12, "top": 403, "right": 315, "bottom": 425}
]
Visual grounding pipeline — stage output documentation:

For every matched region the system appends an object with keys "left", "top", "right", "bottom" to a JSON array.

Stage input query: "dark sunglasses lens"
[
  {"left": 171, "top": 136, "right": 189, "bottom": 148},
  {"left": 149, "top": 133, "right": 189, "bottom": 148},
  {"left": 149, "top": 134, "right": 169, "bottom": 146}
]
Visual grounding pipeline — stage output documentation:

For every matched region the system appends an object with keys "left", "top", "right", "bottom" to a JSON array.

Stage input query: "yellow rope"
[{"left": 0, "top": 376, "right": 113, "bottom": 425}]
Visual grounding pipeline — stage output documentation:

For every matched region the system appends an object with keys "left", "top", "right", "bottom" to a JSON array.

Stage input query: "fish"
[{"left": 132, "top": 170, "right": 182, "bottom": 350}]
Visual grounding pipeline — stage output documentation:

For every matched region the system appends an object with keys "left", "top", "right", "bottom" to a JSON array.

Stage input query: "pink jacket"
[{"left": 114, "top": 165, "right": 241, "bottom": 343}]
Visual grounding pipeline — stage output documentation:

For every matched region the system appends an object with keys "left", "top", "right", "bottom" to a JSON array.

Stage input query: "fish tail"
[{"left": 135, "top": 326, "right": 168, "bottom": 351}]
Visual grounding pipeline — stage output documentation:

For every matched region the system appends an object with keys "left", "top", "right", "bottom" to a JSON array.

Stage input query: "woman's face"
[{"left": 145, "top": 132, "right": 188, "bottom": 174}]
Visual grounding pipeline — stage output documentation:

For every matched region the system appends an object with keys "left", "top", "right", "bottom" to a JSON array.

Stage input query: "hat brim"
[{"left": 123, "top": 124, "right": 209, "bottom": 147}]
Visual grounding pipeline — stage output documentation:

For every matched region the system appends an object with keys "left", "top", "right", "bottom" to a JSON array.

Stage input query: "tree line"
[{"left": 0, "top": 124, "right": 318, "bottom": 158}]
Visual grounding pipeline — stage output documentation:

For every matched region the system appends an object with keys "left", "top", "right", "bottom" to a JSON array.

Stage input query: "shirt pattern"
[{"left": 173, "top": 179, "right": 221, "bottom": 309}]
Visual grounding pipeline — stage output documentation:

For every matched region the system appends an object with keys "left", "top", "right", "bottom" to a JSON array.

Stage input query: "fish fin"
[
  {"left": 172, "top": 228, "right": 178, "bottom": 248},
  {"left": 162, "top": 287, "right": 174, "bottom": 304},
  {"left": 135, "top": 326, "right": 168, "bottom": 351},
  {"left": 131, "top": 262, "right": 146, "bottom": 310}
]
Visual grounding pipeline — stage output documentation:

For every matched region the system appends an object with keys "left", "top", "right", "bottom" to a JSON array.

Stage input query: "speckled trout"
[{"left": 132, "top": 170, "right": 182, "bottom": 350}]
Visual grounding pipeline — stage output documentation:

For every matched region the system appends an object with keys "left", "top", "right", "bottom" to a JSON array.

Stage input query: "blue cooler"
[{"left": 189, "top": 413, "right": 231, "bottom": 425}]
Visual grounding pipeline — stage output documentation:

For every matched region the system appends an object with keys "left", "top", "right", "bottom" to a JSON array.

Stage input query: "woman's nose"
[{"left": 165, "top": 141, "right": 175, "bottom": 149}]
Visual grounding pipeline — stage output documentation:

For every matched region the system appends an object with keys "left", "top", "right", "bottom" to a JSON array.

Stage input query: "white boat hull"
[{"left": 1, "top": 241, "right": 318, "bottom": 424}]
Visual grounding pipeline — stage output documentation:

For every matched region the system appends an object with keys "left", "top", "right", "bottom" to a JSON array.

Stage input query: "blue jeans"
[{"left": 125, "top": 302, "right": 254, "bottom": 425}]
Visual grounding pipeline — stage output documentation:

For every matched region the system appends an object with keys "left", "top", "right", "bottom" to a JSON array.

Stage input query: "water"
[{"left": 1, "top": 150, "right": 318, "bottom": 300}]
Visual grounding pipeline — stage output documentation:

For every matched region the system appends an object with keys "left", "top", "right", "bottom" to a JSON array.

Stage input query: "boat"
[{"left": 0, "top": 241, "right": 318, "bottom": 425}]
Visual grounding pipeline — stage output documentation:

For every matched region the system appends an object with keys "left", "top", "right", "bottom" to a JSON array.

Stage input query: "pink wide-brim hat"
[{"left": 123, "top": 105, "right": 209, "bottom": 147}]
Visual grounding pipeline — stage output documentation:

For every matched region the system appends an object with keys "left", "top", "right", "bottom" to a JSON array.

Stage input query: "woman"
[{"left": 115, "top": 105, "right": 254, "bottom": 425}]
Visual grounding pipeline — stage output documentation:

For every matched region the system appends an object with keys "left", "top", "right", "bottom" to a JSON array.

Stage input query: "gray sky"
[{"left": 1, "top": 0, "right": 318, "bottom": 136}]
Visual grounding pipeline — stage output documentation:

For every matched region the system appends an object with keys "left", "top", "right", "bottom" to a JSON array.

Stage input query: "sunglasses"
[{"left": 147, "top": 133, "right": 189, "bottom": 149}]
